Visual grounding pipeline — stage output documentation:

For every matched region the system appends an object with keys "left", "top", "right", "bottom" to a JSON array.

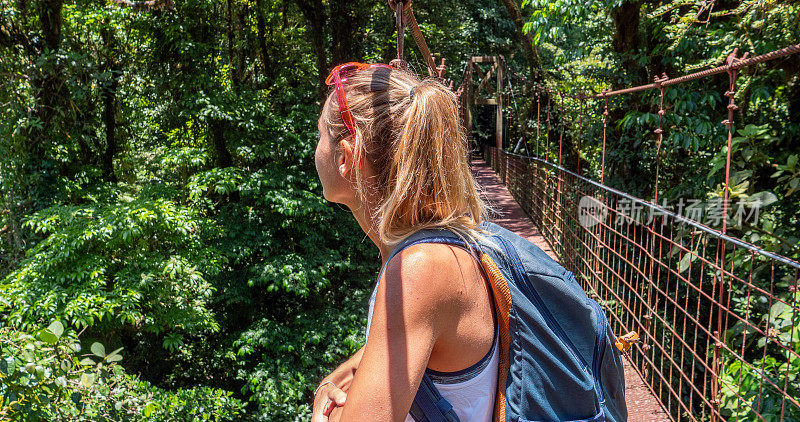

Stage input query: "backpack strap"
[
  {"left": 478, "top": 251, "right": 512, "bottom": 422},
  {"left": 408, "top": 374, "right": 460, "bottom": 422},
  {"left": 377, "top": 229, "right": 477, "bottom": 282}
]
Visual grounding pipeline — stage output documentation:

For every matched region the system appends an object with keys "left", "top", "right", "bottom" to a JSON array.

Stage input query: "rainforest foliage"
[{"left": 0, "top": 0, "right": 797, "bottom": 420}]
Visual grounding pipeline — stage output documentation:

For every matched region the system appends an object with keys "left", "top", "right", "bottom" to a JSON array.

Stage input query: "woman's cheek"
[
  {"left": 314, "top": 142, "right": 323, "bottom": 182},
  {"left": 314, "top": 145, "right": 329, "bottom": 198},
  {"left": 315, "top": 140, "right": 338, "bottom": 201}
]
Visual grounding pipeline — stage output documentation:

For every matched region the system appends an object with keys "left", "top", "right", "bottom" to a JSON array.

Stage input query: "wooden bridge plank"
[
  {"left": 470, "top": 56, "right": 497, "bottom": 63},
  {"left": 475, "top": 98, "right": 498, "bottom": 105}
]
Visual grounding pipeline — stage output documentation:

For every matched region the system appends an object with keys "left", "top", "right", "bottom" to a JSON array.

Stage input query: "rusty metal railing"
[{"left": 484, "top": 146, "right": 800, "bottom": 421}]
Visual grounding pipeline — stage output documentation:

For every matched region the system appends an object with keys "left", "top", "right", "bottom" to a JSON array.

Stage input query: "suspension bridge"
[
  {"left": 460, "top": 51, "right": 800, "bottom": 422},
  {"left": 384, "top": 1, "right": 800, "bottom": 420}
]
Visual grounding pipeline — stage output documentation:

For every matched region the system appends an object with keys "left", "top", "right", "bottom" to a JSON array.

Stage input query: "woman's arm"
[
  {"left": 312, "top": 346, "right": 365, "bottom": 422},
  {"left": 327, "top": 345, "right": 364, "bottom": 392},
  {"left": 328, "top": 244, "right": 459, "bottom": 422}
]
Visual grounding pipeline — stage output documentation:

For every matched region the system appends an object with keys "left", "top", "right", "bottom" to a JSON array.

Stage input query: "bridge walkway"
[{"left": 471, "top": 158, "right": 670, "bottom": 422}]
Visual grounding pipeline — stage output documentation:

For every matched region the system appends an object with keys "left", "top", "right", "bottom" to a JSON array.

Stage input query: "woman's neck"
[{"left": 349, "top": 201, "right": 392, "bottom": 267}]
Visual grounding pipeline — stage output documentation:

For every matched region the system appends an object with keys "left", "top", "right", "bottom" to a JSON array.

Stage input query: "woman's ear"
[
  {"left": 338, "top": 139, "right": 362, "bottom": 178},
  {"left": 338, "top": 139, "right": 355, "bottom": 177}
]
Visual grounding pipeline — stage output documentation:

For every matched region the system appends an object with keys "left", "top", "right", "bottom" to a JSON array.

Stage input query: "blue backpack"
[{"left": 384, "top": 221, "right": 628, "bottom": 422}]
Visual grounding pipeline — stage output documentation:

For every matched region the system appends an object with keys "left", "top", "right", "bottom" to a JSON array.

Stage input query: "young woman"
[{"left": 311, "top": 62, "right": 498, "bottom": 422}]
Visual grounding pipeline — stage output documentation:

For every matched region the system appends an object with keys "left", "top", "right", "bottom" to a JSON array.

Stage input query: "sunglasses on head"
[{"left": 325, "top": 62, "right": 393, "bottom": 140}]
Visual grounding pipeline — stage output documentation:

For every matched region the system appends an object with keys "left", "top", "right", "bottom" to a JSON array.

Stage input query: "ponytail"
[{"left": 322, "top": 67, "right": 488, "bottom": 245}]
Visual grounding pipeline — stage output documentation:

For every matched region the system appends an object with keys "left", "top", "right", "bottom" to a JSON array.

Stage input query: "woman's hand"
[
  {"left": 311, "top": 346, "right": 365, "bottom": 421},
  {"left": 312, "top": 381, "right": 348, "bottom": 422}
]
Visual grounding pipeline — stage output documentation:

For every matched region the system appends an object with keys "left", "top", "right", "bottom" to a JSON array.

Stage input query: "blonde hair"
[{"left": 322, "top": 66, "right": 488, "bottom": 245}]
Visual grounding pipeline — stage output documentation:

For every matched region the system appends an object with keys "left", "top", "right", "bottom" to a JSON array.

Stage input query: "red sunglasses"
[{"left": 325, "top": 62, "right": 393, "bottom": 139}]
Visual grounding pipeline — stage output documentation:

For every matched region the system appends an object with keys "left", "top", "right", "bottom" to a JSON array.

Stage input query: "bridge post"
[
  {"left": 495, "top": 56, "right": 503, "bottom": 149},
  {"left": 466, "top": 59, "right": 473, "bottom": 147}
]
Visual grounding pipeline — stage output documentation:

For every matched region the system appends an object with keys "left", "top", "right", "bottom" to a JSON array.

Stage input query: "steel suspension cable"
[
  {"left": 536, "top": 88, "right": 541, "bottom": 158},
  {"left": 502, "top": 56, "right": 528, "bottom": 155},
  {"left": 388, "top": 0, "right": 441, "bottom": 77},
  {"left": 578, "top": 96, "right": 585, "bottom": 174},
  {"left": 585, "top": 43, "right": 799, "bottom": 98},
  {"left": 601, "top": 92, "right": 609, "bottom": 185}
]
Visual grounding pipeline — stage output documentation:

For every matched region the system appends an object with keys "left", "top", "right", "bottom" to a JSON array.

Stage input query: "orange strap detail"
[
  {"left": 615, "top": 331, "right": 639, "bottom": 353},
  {"left": 480, "top": 253, "right": 511, "bottom": 422}
]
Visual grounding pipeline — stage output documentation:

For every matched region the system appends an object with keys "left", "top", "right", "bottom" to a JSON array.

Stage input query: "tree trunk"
[
  {"left": 786, "top": 56, "right": 800, "bottom": 126},
  {"left": 611, "top": 1, "right": 644, "bottom": 85},
  {"left": 101, "top": 26, "right": 119, "bottom": 183},
  {"left": 255, "top": 0, "right": 272, "bottom": 81},
  {"left": 24, "top": 0, "right": 65, "bottom": 211},
  {"left": 296, "top": 0, "right": 328, "bottom": 105},
  {"left": 208, "top": 118, "right": 239, "bottom": 202},
  {"left": 496, "top": 0, "right": 545, "bottom": 158},
  {"left": 32, "top": 0, "right": 64, "bottom": 144},
  {"left": 607, "top": 1, "right": 646, "bottom": 187},
  {"left": 226, "top": 0, "right": 241, "bottom": 90},
  {"left": 209, "top": 118, "right": 233, "bottom": 168},
  {"left": 237, "top": 2, "right": 246, "bottom": 85},
  {"left": 329, "top": 1, "right": 355, "bottom": 65},
  {"left": 496, "top": 0, "right": 541, "bottom": 83}
]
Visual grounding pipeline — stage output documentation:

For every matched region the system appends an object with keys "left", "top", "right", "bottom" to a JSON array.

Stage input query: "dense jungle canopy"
[{"left": 0, "top": 0, "right": 798, "bottom": 420}]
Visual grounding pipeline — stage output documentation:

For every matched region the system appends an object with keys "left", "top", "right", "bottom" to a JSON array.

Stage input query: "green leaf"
[
  {"left": 91, "top": 342, "right": 105, "bottom": 358},
  {"left": 4, "top": 357, "right": 16, "bottom": 375},
  {"left": 678, "top": 252, "right": 696, "bottom": 273},
  {"left": 38, "top": 330, "right": 58, "bottom": 345},
  {"left": 80, "top": 357, "right": 96, "bottom": 366},
  {"left": 107, "top": 347, "right": 124, "bottom": 358},
  {"left": 748, "top": 191, "right": 778, "bottom": 207},
  {"left": 105, "top": 347, "right": 124, "bottom": 362},
  {"left": 786, "top": 154, "right": 798, "bottom": 171},
  {"left": 143, "top": 402, "right": 155, "bottom": 417},
  {"left": 80, "top": 373, "right": 95, "bottom": 388},
  {"left": 708, "top": 158, "right": 724, "bottom": 178},
  {"left": 47, "top": 321, "right": 64, "bottom": 338},
  {"left": 730, "top": 170, "right": 752, "bottom": 186}
]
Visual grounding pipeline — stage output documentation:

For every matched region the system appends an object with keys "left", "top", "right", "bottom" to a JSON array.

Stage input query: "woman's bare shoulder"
[{"left": 380, "top": 243, "right": 472, "bottom": 309}]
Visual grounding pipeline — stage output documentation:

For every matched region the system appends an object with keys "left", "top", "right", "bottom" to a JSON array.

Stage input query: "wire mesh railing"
[{"left": 484, "top": 146, "right": 800, "bottom": 422}]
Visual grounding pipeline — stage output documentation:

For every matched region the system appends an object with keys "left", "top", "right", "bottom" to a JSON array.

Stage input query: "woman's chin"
[{"left": 323, "top": 192, "right": 344, "bottom": 206}]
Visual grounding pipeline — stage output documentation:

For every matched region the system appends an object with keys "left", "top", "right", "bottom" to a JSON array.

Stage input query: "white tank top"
[{"left": 366, "top": 280, "right": 499, "bottom": 422}]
